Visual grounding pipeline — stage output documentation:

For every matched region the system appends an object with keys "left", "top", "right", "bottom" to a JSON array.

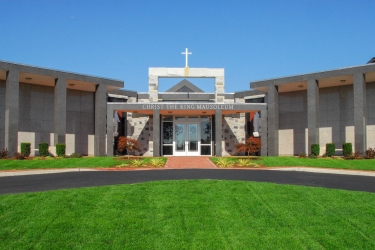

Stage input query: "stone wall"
[
  {"left": 66, "top": 89, "right": 95, "bottom": 156},
  {"left": 0, "top": 81, "right": 5, "bottom": 149},
  {"left": 221, "top": 96, "right": 246, "bottom": 156},
  {"left": 126, "top": 97, "right": 152, "bottom": 156}
]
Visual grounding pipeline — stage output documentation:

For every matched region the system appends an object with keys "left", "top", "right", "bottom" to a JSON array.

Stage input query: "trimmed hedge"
[
  {"left": 311, "top": 144, "right": 320, "bottom": 156},
  {"left": 343, "top": 143, "right": 352, "bottom": 157},
  {"left": 20, "top": 143, "right": 31, "bottom": 157},
  {"left": 56, "top": 143, "right": 66, "bottom": 157},
  {"left": 326, "top": 143, "right": 336, "bottom": 157},
  {"left": 39, "top": 143, "right": 49, "bottom": 157}
]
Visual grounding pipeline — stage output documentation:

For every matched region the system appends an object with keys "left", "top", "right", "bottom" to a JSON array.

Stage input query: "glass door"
[
  {"left": 187, "top": 123, "right": 199, "bottom": 155},
  {"left": 174, "top": 123, "right": 186, "bottom": 156}
]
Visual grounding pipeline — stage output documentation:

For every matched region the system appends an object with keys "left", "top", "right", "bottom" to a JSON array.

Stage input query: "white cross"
[{"left": 181, "top": 48, "right": 192, "bottom": 67}]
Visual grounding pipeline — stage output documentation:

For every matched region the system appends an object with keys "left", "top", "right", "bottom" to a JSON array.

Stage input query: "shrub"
[
  {"left": 364, "top": 148, "right": 375, "bottom": 159},
  {"left": 342, "top": 143, "right": 352, "bottom": 157},
  {"left": 237, "top": 159, "right": 251, "bottom": 167},
  {"left": 235, "top": 137, "right": 261, "bottom": 157},
  {"left": 311, "top": 144, "right": 320, "bottom": 156},
  {"left": 56, "top": 143, "right": 66, "bottom": 157},
  {"left": 39, "top": 143, "right": 49, "bottom": 157},
  {"left": 117, "top": 137, "right": 141, "bottom": 156},
  {"left": 14, "top": 152, "right": 26, "bottom": 160},
  {"left": 69, "top": 152, "right": 82, "bottom": 158},
  {"left": 326, "top": 143, "right": 336, "bottom": 157},
  {"left": 0, "top": 148, "right": 8, "bottom": 159},
  {"left": 309, "top": 154, "right": 317, "bottom": 159},
  {"left": 149, "top": 158, "right": 164, "bottom": 167},
  {"left": 20, "top": 143, "right": 31, "bottom": 157},
  {"left": 216, "top": 157, "right": 232, "bottom": 168},
  {"left": 299, "top": 152, "right": 307, "bottom": 158},
  {"left": 131, "top": 159, "right": 144, "bottom": 167},
  {"left": 345, "top": 152, "right": 363, "bottom": 160}
]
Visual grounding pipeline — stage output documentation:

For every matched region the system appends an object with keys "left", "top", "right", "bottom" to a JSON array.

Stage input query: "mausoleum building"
[{"left": 1, "top": 55, "right": 375, "bottom": 157}]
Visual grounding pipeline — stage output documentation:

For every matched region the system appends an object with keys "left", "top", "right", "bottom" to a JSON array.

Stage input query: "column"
[
  {"left": 53, "top": 77, "right": 67, "bottom": 145},
  {"left": 215, "top": 109, "right": 222, "bottom": 156},
  {"left": 260, "top": 109, "right": 268, "bottom": 156},
  {"left": 353, "top": 73, "right": 366, "bottom": 153},
  {"left": 106, "top": 106, "right": 114, "bottom": 156},
  {"left": 267, "top": 85, "right": 279, "bottom": 156},
  {"left": 215, "top": 76, "right": 225, "bottom": 102},
  {"left": 153, "top": 109, "right": 160, "bottom": 157},
  {"left": 5, "top": 70, "right": 19, "bottom": 156},
  {"left": 307, "top": 79, "right": 319, "bottom": 154},
  {"left": 94, "top": 84, "right": 107, "bottom": 156}
]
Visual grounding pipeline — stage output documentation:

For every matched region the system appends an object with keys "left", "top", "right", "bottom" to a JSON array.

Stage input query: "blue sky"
[{"left": 1, "top": 0, "right": 374, "bottom": 93}]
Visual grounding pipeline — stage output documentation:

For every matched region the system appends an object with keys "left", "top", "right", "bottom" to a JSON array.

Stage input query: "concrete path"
[{"left": 270, "top": 167, "right": 375, "bottom": 177}]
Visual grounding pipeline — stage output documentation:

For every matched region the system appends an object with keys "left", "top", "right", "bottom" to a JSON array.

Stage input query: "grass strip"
[
  {"left": 0, "top": 157, "right": 167, "bottom": 170},
  {"left": 1, "top": 180, "right": 375, "bottom": 249},
  {"left": 210, "top": 156, "right": 375, "bottom": 171}
]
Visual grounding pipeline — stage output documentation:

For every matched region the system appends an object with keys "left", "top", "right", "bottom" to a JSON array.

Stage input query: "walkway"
[{"left": 165, "top": 156, "right": 217, "bottom": 169}]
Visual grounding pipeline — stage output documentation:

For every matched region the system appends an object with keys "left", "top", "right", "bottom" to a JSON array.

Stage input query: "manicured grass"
[
  {"left": 0, "top": 157, "right": 167, "bottom": 170},
  {"left": 210, "top": 156, "right": 375, "bottom": 171},
  {"left": 1, "top": 180, "right": 374, "bottom": 249}
]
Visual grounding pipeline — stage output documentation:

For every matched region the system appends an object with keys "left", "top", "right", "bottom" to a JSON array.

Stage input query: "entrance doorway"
[{"left": 162, "top": 116, "right": 212, "bottom": 156}]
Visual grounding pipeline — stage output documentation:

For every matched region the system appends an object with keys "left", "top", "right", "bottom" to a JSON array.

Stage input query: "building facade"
[{"left": 1, "top": 58, "right": 375, "bottom": 157}]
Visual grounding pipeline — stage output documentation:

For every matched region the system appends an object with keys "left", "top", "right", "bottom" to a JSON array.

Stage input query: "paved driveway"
[{"left": 1, "top": 169, "right": 374, "bottom": 195}]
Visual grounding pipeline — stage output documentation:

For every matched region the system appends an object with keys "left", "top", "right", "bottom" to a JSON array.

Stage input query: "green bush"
[
  {"left": 342, "top": 143, "right": 352, "bottom": 157},
  {"left": 56, "top": 144, "right": 66, "bottom": 157},
  {"left": 20, "top": 143, "right": 31, "bottom": 157},
  {"left": 326, "top": 143, "right": 336, "bottom": 157},
  {"left": 311, "top": 144, "right": 320, "bottom": 156},
  {"left": 38, "top": 143, "right": 49, "bottom": 157}
]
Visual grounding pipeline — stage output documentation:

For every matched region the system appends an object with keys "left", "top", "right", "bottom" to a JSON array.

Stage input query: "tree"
[
  {"left": 235, "top": 137, "right": 261, "bottom": 157},
  {"left": 117, "top": 136, "right": 141, "bottom": 158}
]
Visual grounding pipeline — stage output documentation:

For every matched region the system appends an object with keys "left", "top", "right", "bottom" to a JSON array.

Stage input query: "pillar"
[
  {"left": 53, "top": 77, "right": 66, "bottom": 145},
  {"left": 106, "top": 106, "right": 114, "bottom": 156},
  {"left": 353, "top": 73, "right": 366, "bottom": 153},
  {"left": 5, "top": 70, "right": 19, "bottom": 156},
  {"left": 307, "top": 79, "right": 319, "bottom": 154},
  {"left": 153, "top": 109, "right": 160, "bottom": 157},
  {"left": 215, "top": 109, "right": 222, "bottom": 156},
  {"left": 94, "top": 84, "right": 107, "bottom": 156},
  {"left": 260, "top": 109, "right": 268, "bottom": 156},
  {"left": 267, "top": 85, "right": 279, "bottom": 155}
]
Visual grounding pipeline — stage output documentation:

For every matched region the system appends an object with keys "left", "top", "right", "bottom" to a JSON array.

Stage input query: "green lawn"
[
  {"left": 1, "top": 180, "right": 374, "bottom": 249},
  {"left": 210, "top": 156, "right": 375, "bottom": 171},
  {"left": 0, "top": 157, "right": 167, "bottom": 171}
]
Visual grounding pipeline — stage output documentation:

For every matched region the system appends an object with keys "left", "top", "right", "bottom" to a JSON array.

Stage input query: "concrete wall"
[
  {"left": 15, "top": 84, "right": 95, "bottom": 156},
  {"left": 366, "top": 82, "right": 375, "bottom": 149},
  {"left": 17, "top": 83, "right": 54, "bottom": 156},
  {"left": 278, "top": 90, "right": 308, "bottom": 155},
  {"left": 0, "top": 81, "right": 5, "bottom": 149},
  {"left": 278, "top": 86, "right": 356, "bottom": 156},
  {"left": 66, "top": 89, "right": 95, "bottom": 156},
  {"left": 319, "top": 85, "right": 354, "bottom": 155}
]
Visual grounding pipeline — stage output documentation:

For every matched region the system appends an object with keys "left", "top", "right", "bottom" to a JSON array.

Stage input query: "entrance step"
[{"left": 165, "top": 156, "right": 217, "bottom": 169}]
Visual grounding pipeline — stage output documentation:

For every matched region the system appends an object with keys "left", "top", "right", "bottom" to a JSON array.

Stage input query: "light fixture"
[
  {"left": 25, "top": 77, "right": 32, "bottom": 80},
  {"left": 340, "top": 79, "right": 346, "bottom": 83},
  {"left": 298, "top": 85, "right": 303, "bottom": 88},
  {"left": 69, "top": 83, "right": 75, "bottom": 87}
]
